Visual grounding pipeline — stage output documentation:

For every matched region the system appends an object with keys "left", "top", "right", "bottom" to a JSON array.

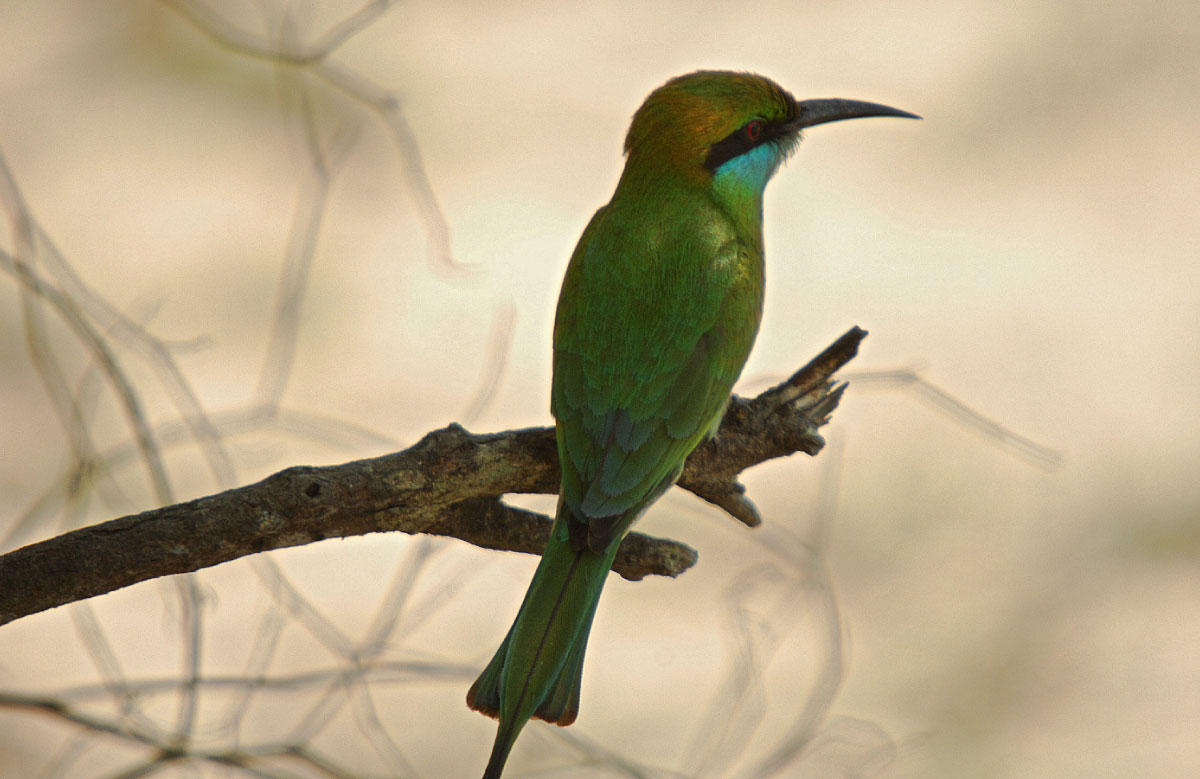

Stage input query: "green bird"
[{"left": 467, "top": 70, "right": 916, "bottom": 778}]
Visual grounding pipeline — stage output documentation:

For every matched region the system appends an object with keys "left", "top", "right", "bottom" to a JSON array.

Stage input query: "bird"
[{"left": 467, "top": 70, "right": 917, "bottom": 778}]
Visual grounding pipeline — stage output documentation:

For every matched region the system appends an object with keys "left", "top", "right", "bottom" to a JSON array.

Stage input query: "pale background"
[{"left": 1, "top": 1, "right": 1197, "bottom": 777}]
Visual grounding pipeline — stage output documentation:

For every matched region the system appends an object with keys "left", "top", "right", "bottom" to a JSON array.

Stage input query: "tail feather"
[
  {"left": 465, "top": 624, "right": 512, "bottom": 719},
  {"left": 469, "top": 509, "right": 622, "bottom": 778},
  {"left": 481, "top": 719, "right": 521, "bottom": 779},
  {"left": 534, "top": 592, "right": 600, "bottom": 725}
]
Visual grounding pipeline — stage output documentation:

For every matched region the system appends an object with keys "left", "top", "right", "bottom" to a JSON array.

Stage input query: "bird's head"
[{"left": 623, "top": 70, "right": 917, "bottom": 197}]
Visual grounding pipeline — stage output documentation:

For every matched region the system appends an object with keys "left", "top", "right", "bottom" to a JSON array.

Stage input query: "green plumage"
[{"left": 466, "top": 70, "right": 916, "bottom": 778}]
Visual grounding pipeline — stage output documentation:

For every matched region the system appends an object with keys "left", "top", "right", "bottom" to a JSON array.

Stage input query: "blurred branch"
[
  {"left": 848, "top": 367, "right": 1064, "bottom": 469},
  {"left": 160, "top": 0, "right": 465, "bottom": 273},
  {"left": 0, "top": 689, "right": 372, "bottom": 778},
  {"left": 0, "top": 327, "right": 865, "bottom": 627}
]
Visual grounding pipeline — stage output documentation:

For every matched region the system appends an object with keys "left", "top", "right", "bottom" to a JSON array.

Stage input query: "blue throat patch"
[
  {"left": 713, "top": 142, "right": 783, "bottom": 194},
  {"left": 711, "top": 142, "right": 788, "bottom": 220}
]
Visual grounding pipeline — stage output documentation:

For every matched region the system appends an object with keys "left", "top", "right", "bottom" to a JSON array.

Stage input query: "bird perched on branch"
[{"left": 467, "top": 70, "right": 916, "bottom": 778}]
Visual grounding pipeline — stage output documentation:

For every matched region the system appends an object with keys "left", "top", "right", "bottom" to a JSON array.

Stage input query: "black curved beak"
[{"left": 790, "top": 98, "right": 920, "bottom": 130}]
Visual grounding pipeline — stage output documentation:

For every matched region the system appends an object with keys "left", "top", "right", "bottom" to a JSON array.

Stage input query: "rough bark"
[{"left": 0, "top": 327, "right": 866, "bottom": 627}]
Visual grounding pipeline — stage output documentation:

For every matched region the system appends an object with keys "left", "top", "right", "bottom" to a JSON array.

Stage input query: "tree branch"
[{"left": 0, "top": 327, "right": 866, "bottom": 627}]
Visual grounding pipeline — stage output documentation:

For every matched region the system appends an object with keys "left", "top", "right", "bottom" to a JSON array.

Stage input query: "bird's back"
[{"left": 551, "top": 180, "right": 765, "bottom": 551}]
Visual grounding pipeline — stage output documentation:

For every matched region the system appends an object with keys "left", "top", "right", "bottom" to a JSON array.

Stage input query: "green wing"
[{"left": 551, "top": 196, "right": 763, "bottom": 553}]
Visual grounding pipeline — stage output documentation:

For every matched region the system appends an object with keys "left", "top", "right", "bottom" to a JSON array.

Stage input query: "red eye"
[{"left": 745, "top": 119, "right": 764, "bottom": 141}]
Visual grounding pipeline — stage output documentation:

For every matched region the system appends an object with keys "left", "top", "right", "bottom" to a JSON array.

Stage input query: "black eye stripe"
[{"left": 705, "top": 119, "right": 780, "bottom": 171}]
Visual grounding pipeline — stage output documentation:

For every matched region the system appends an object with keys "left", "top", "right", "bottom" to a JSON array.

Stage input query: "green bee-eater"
[{"left": 467, "top": 70, "right": 916, "bottom": 778}]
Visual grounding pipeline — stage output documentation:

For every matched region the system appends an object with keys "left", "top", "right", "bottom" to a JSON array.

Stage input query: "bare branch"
[
  {"left": 679, "top": 326, "right": 866, "bottom": 526},
  {"left": 0, "top": 327, "right": 865, "bottom": 627}
]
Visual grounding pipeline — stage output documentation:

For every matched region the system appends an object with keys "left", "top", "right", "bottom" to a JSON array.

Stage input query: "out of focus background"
[{"left": 1, "top": 1, "right": 1197, "bottom": 777}]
